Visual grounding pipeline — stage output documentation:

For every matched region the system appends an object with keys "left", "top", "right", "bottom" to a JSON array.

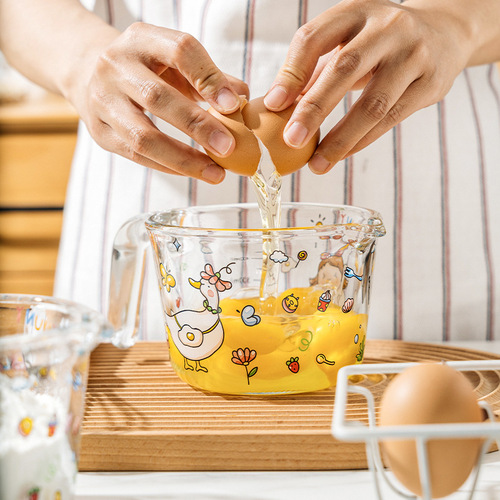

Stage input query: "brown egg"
[
  {"left": 206, "top": 96, "right": 319, "bottom": 176},
  {"left": 379, "top": 363, "right": 483, "bottom": 498}
]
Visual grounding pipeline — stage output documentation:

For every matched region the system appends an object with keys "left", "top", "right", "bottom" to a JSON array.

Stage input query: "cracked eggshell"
[
  {"left": 379, "top": 363, "right": 483, "bottom": 499},
  {"left": 206, "top": 97, "right": 260, "bottom": 176},
  {"left": 206, "top": 96, "right": 319, "bottom": 176},
  {"left": 242, "top": 96, "right": 320, "bottom": 176}
]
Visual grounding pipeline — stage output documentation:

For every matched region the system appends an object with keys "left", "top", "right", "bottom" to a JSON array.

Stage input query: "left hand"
[{"left": 264, "top": 0, "right": 475, "bottom": 173}]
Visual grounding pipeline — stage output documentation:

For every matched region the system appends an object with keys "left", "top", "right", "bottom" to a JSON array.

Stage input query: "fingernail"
[
  {"left": 285, "top": 121, "right": 309, "bottom": 148},
  {"left": 208, "top": 130, "right": 233, "bottom": 156},
  {"left": 216, "top": 88, "right": 240, "bottom": 112},
  {"left": 264, "top": 86, "right": 288, "bottom": 109},
  {"left": 202, "top": 164, "right": 225, "bottom": 184},
  {"left": 309, "top": 154, "right": 332, "bottom": 174}
]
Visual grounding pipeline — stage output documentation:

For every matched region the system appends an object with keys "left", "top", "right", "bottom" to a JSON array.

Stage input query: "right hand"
[
  {"left": 263, "top": 0, "right": 475, "bottom": 174},
  {"left": 72, "top": 22, "right": 248, "bottom": 184}
]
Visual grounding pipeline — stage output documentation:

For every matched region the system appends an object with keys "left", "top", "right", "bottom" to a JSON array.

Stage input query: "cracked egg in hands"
[{"left": 206, "top": 96, "right": 320, "bottom": 176}]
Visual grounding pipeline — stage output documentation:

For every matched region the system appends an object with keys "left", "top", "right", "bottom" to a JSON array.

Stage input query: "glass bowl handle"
[{"left": 108, "top": 214, "right": 150, "bottom": 348}]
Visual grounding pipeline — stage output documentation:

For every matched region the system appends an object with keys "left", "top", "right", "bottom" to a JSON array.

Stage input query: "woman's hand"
[
  {"left": 264, "top": 0, "right": 482, "bottom": 174},
  {"left": 1, "top": 1, "right": 248, "bottom": 183},
  {"left": 74, "top": 22, "right": 248, "bottom": 183}
]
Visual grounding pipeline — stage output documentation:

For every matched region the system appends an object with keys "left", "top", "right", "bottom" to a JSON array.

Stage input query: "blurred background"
[{"left": 0, "top": 52, "right": 78, "bottom": 296}]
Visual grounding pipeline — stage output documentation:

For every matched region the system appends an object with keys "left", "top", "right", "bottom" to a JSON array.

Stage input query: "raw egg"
[
  {"left": 379, "top": 363, "right": 483, "bottom": 498},
  {"left": 206, "top": 96, "right": 319, "bottom": 176}
]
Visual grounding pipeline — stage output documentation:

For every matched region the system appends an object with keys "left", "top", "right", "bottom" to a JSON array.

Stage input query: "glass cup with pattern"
[
  {"left": 109, "top": 202, "right": 385, "bottom": 395},
  {"left": 0, "top": 294, "right": 112, "bottom": 499}
]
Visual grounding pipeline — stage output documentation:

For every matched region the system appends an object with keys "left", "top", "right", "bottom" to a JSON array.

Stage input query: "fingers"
[
  {"left": 283, "top": 51, "right": 384, "bottom": 153},
  {"left": 120, "top": 23, "right": 241, "bottom": 114},
  {"left": 308, "top": 58, "right": 422, "bottom": 173},
  {"left": 340, "top": 79, "right": 430, "bottom": 160},
  {"left": 263, "top": 0, "right": 466, "bottom": 174},
  {"left": 287, "top": 13, "right": 414, "bottom": 148},
  {"left": 264, "top": 7, "right": 357, "bottom": 111},
  {"left": 224, "top": 73, "right": 250, "bottom": 99},
  {"left": 105, "top": 24, "right": 240, "bottom": 155},
  {"left": 264, "top": 3, "right": 399, "bottom": 151},
  {"left": 158, "top": 68, "right": 249, "bottom": 105},
  {"left": 309, "top": 73, "right": 443, "bottom": 174},
  {"left": 91, "top": 97, "right": 226, "bottom": 183},
  {"left": 86, "top": 22, "right": 252, "bottom": 179},
  {"left": 112, "top": 66, "right": 237, "bottom": 158}
]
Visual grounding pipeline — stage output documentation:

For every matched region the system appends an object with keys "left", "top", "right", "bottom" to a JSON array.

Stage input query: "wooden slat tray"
[{"left": 79, "top": 340, "right": 500, "bottom": 472}]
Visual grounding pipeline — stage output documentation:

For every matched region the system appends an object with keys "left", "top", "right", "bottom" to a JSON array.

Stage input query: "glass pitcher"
[
  {"left": 109, "top": 202, "right": 385, "bottom": 395},
  {"left": 0, "top": 294, "right": 113, "bottom": 500}
]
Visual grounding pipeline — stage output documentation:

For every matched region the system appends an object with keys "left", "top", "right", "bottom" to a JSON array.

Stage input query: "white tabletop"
[{"left": 76, "top": 341, "right": 500, "bottom": 500}]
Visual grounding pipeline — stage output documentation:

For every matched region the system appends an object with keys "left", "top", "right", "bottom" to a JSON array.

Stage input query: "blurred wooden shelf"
[
  {"left": 0, "top": 92, "right": 78, "bottom": 133},
  {"left": 0, "top": 92, "right": 78, "bottom": 295}
]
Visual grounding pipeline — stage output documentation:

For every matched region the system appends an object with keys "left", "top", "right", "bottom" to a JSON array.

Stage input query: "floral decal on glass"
[{"left": 231, "top": 347, "right": 258, "bottom": 384}]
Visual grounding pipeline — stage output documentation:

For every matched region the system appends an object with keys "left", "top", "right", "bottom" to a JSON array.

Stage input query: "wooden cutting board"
[{"left": 79, "top": 340, "right": 500, "bottom": 472}]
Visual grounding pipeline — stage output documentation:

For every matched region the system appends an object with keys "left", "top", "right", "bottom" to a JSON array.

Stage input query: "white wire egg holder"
[{"left": 331, "top": 360, "right": 500, "bottom": 500}]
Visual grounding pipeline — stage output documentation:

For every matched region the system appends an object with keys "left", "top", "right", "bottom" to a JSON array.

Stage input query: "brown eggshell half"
[
  {"left": 206, "top": 97, "right": 260, "bottom": 176},
  {"left": 242, "top": 96, "right": 320, "bottom": 176},
  {"left": 206, "top": 96, "right": 320, "bottom": 176}
]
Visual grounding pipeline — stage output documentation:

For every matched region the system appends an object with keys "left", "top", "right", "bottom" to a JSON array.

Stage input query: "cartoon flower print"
[{"left": 231, "top": 347, "right": 258, "bottom": 384}]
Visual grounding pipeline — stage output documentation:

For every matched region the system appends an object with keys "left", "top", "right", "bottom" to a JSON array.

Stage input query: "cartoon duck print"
[{"left": 166, "top": 263, "right": 233, "bottom": 372}]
